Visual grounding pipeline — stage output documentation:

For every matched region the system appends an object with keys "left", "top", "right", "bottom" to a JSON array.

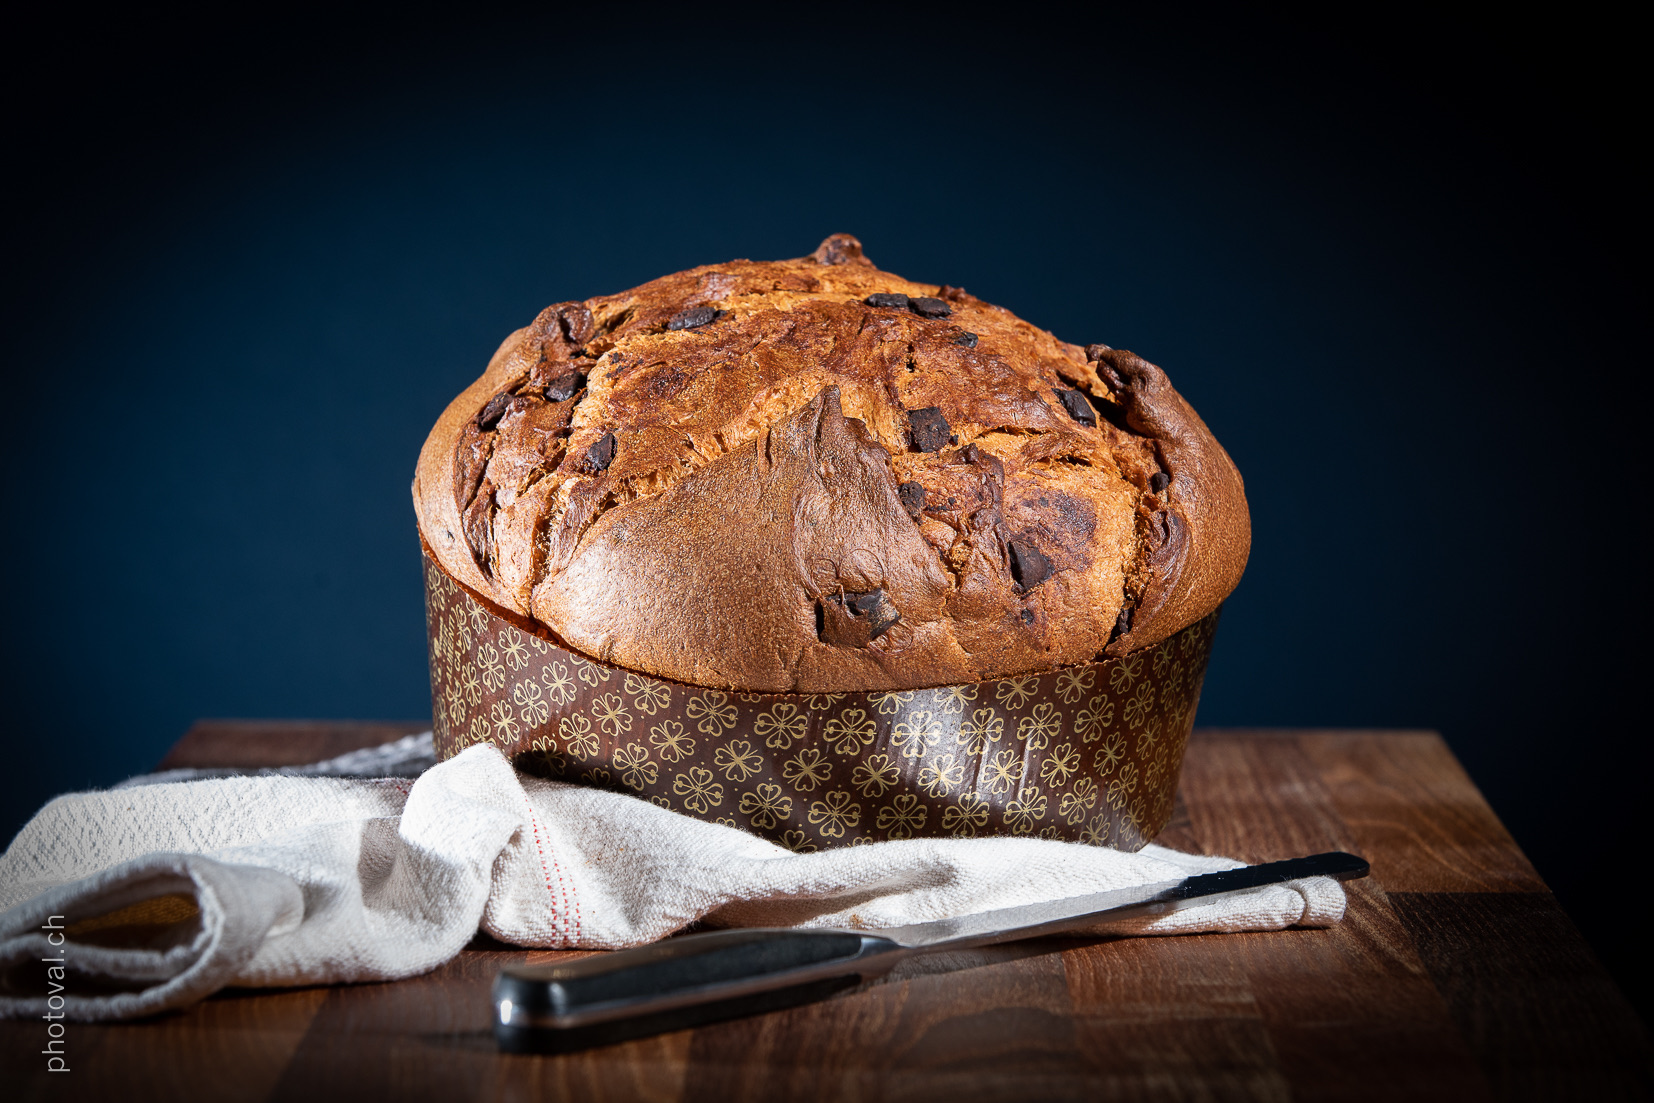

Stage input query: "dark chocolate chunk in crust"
[
  {"left": 953, "top": 331, "right": 978, "bottom": 348},
  {"left": 558, "top": 303, "right": 595, "bottom": 346},
  {"left": 1149, "top": 471, "right": 1170, "bottom": 493},
  {"left": 1007, "top": 539, "right": 1054, "bottom": 591},
  {"left": 1085, "top": 343, "right": 1112, "bottom": 361},
  {"left": 545, "top": 371, "right": 587, "bottom": 402},
  {"left": 897, "top": 480, "right": 926, "bottom": 518},
  {"left": 865, "top": 292, "right": 910, "bottom": 309},
  {"left": 1020, "top": 608, "right": 1036, "bottom": 625},
  {"left": 582, "top": 432, "right": 617, "bottom": 473},
  {"left": 909, "top": 296, "right": 951, "bottom": 319},
  {"left": 907, "top": 406, "right": 952, "bottom": 453},
  {"left": 813, "top": 234, "right": 866, "bottom": 266},
  {"left": 1111, "top": 605, "right": 1133, "bottom": 641},
  {"left": 667, "top": 306, "right": 720, "bottom": 331},
  {"left": 478, "top": 391, "right": 514, "bottom": 431},
  {"left": 1056, "top": 388, "right": 1097, "bottom": 427},
  {"left": 844, "top": 589, "right": 901, "bottom": 640}
]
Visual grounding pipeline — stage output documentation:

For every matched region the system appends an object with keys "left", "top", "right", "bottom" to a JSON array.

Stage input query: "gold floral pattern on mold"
[{"left": 421, "top": 551, "right": 1219, "bottom": 854}]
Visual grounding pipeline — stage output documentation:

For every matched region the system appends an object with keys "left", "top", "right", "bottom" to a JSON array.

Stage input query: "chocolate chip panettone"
[{"left": 413, "top": 235, "right": 1248, "bottom": 693}]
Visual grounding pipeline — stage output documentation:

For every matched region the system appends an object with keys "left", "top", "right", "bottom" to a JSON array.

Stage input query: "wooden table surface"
[{"left": 5, "top": 723, "right": 1649, "bottom": 1102}]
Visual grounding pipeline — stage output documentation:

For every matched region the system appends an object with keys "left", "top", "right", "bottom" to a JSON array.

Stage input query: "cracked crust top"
[{"left": 413, "top": 235, "right": 1249, "bottom": 692}]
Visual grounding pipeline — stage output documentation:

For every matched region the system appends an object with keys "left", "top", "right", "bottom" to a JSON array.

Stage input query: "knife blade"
[{"left": 493, "top": 850, "right": 1368, "bottom": 1053}]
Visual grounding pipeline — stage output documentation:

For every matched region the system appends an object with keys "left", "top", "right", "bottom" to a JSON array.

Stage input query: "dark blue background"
[{"left": 4, "top": 8, "right": 1645, "bottom": 1015}]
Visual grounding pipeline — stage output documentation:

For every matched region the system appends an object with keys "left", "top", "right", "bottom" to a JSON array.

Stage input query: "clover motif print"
[
  {"left": 1039, "top": 742, "right": 1081, "bottom": 787},
  {"left": 868, "top": 690, "right": 915, "bottom": 716},
  {"left": 1054, "top": 667, "right": 1095, "bottom": 705},
  {"left": 648, "top": 720, "right": 695, "bottom": 763},
  {"left": 995, "top": 676, "right": 1039, "bottom": 710},
  {"left": 807, "top": 790, "right": 862, "bottom": 838},
  {"left": 489, "top": 700, "right": 519, "bottom": 741},
  {"left": 984, "top": 749, "right": 1025, "bottom": 795},
  {"left": 1153, "top": 641, "right": 1174, "bottom": 678},
  {"left": 1135, "top": 719, "right": 1160, "bottom": 757},
  {"left": 917, "top": 754, "right": 965, "bottom": 797},
  {"left": 500, "top": 632, "right": 530, "bottom": 672},
  {"left": 560, "top": 714, "right": 600, "bottom": 759},
  {"left": 941, "top": 794, "right": 990, "bottom": 837},
  {"left": 928, "top": 683, "right": 978, "bottom": 715},
  {"left": 1016, "top": 702, "right": 1061, "bottom": 750},
  {"left": 478, "top": 643, "right": 508, "bottom": 692},
  {"left": 459, "top": 667, "right": 484, "bottom": 708},
  {"left": 685, "top": 691, "right": 738, "bottom": 736},
  {"left": 851, "top": 755, "right": 900, "bottom": 798},
  {"left": 468, "top": 715, "right": 491, "bottom": 748},
  {"left": 739, "top": 783, "right": 793, "bottom": 829},
  {"left": 782, "top": 748, "right": 832, "bottom": 792},
  {"left": 1094, "top": 731, "right": 1126, "bottom": 773},
  {"left": 1060, "top": 777, "right": 1099, "bottom": 825},
  {"left": 1123, "top": 683, "right": 1155, "bottom": 730},
  {"left": 576, "top": 659, "right": 611, "bottom": 687},
  {"left": 1079, "top": 814, "right": 1111, "bottom": 847},
  {"left": 957, "top": 708, "right": 1004, "bottom": 756},
  {"left": 780, "top": 830, "right": 817, "bottom": 853},
  {"left": 876, "top": 793, "right": 927, "bottom": 840},
  {"left": 623, "top": 673, "right": 671, "bottom": 716},
  {"left": 591, "top": 693, "right": 632, "bottom": 739},
  {"left": 1108, "top": 654, "right": 1142, "bottom": 693},
  {"left": 714, "top": 739, "right": 762, "bottom": 782},
  {"left": 613, "top": 743, "right": 657, "bottom": 791},
  {"left": 673, "top": 767, "right": 724, "bottom": 814},
  {"left": 513, "top": 678, "right": 550, "bottom": 727},
  {"left": 1074, "top": 698, "right": 1114, "bottom": 743},
  {"left": 540, "top": 662, "right": 577, "bottom": 706},
  {"left": 465, "top": 601, "right": 490, "bottom": 637},
  {"left": 824, "top": 708, "right": 876, "bottom": 756},
  {"left": 1004, "top": 791, "right": 1048, "bottom": 835},
  {"left": 891, "top": 711, "right": 948, "bottom": 760},
  {"left": 754, "top": 703, "right": 807, "bottom": 750},
  {"left": 801, "top": 692, "right": 846, "bottom": 711}
]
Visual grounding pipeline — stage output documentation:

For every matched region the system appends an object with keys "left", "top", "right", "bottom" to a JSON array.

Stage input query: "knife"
[{"left": 493, "top": 850, "right": 1368, "bottom": 1053}]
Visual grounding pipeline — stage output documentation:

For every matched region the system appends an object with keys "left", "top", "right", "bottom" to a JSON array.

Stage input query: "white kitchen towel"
[{"left": 0, "top": 743, "right": 1346, "bottom": 1021}]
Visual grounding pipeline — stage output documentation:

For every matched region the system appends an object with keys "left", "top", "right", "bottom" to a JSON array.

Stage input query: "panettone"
[{"left": 414, "top": 235, "right": 1248, "bottom": 693}]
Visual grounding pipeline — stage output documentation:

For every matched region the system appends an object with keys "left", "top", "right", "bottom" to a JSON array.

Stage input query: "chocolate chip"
[
  {"left": 1149, "top": 472, "right": 1170, "bottom": 493},
  {"left": 1056, "top": 388, "right": 1097, "bottom": 427},
  {"left": 906, "top": 407, "right": 952, "bottom": 453},
  {"left": 1020, "top": 608, "right": 1036, "bottom": 625},
  {"left": 953, "top": 331, "right": 978, "bottom": 348},
  {"left": 865, "top": 292, "right": 909, "bottom": 309},
  {"left": 582, "top": 431, "right": 617, "bottom": 473},
  {"left": 1115, "top": 605, "right": 1134, "bottom": 636},
  {"left": 909, "top": 296, "right": 951, "bottom": 319},
  {"left": 842, "top": 589, "right": 901, "bottom": 640},
  {"left": 813, "top": 234, "right": 865, "bottom": 265},
  {"left": 1007, "top": 539, "right": 1054, "bottom": 591},
  {"left": 667, "top": 306, "right": 719, "bottom": 331},
  {"left": 1085, "top": 343, "right": 1112, "bottom": 361},
  {"left": 478, "top": 391, "right": 513, "bottom": 431},
  {"left": 558, "top": 303, "right": 595, "bottom": 346},
  {"left": 938, "top": 285, "right": 971, "bottom": 302},
  {"left": 545, "top": 371, "right": 587, "bottom": 402},
  {"left": 897, "top": 480, "right": 926, "bottom": 518}
]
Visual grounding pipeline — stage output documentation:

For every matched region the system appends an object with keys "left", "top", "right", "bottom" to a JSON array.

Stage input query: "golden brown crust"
[{"left": 412, "top": 235, "right": 1249, "bottom": 690}]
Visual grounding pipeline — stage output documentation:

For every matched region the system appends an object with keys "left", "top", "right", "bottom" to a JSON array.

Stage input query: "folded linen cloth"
[{"left": 0, "top": 743, "right": 1346, "bottom": 1022}]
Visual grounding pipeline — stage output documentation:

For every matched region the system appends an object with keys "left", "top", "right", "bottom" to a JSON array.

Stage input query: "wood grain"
[
  {"left": 3, "top": 724, "right": 1647, "bottom": 1103},
  {"left": 157, "top": 719, "right": 429, "bottom": 770}
]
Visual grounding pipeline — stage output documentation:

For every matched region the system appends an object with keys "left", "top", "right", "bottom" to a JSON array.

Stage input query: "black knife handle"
[
  {"left": 494, "top": 928, "right": 901, "bottom": 1042},
  {"left": 1164, "top": 851, "right": 1370, "bottom": 902}
]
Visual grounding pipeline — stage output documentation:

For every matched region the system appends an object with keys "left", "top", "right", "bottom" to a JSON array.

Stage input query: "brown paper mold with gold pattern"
[{"left": 423, "top": 549, "right": 1220, "bottom": 852}]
